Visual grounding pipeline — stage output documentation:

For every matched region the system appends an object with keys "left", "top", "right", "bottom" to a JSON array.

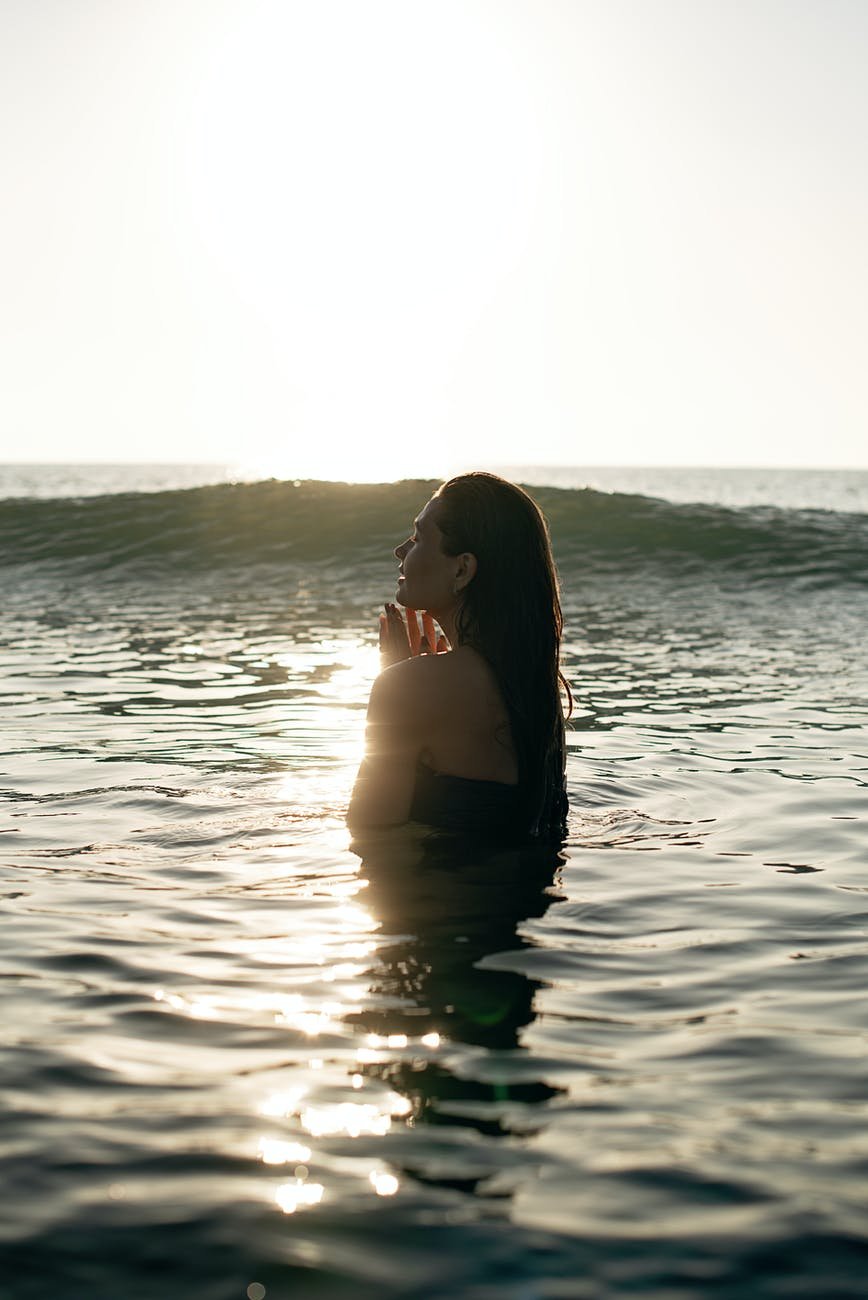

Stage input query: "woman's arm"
[
  {"left": 347, "top": 605, "right": 449, "bottom": 832},
  {"left": 347, "top": 660, "right": 425, "bottom": 831}
]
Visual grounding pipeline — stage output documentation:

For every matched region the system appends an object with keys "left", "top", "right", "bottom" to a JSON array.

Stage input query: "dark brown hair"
[{"left": 435, "top": 472, "right": 571, "bottom": 838}]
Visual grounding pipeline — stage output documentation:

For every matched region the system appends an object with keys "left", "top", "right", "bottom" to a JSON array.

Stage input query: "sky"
[{"left": 1, "top": 0, "right": 866, "bottom": 476}]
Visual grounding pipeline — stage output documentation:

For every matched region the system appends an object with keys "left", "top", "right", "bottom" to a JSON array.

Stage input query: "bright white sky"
[{"left": 1, "top": 0, "right": 866, "bottom": 476}]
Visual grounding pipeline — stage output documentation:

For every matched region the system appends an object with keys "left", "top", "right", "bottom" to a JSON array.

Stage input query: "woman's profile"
[{"left": 348, "top": 472, "right": 570, "bottom": 839}]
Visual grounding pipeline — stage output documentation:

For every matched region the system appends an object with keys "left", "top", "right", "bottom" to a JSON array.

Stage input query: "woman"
[{"left": 347, "top": 472, "right": 570, "bottom": 839}]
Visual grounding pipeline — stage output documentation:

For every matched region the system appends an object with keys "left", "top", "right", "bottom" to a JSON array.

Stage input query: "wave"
[{"left": 2, "top": 478, "right": 867, "bottom": 585}]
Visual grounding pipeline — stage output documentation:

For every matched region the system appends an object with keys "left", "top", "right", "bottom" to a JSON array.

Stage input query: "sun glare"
[
  {"left": 235, "top": 445, "right": 444, "bottom": 486},
  {"left": 179, "top": 0, "right": 548, "bottom": 471}
]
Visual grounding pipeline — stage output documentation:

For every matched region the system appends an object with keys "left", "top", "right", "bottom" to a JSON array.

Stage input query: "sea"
[{"left": 1, "top": 463, "right": 867, "bottom": 1300}]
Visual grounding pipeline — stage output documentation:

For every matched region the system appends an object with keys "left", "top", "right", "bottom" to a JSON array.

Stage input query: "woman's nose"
[{"left": 395, "top": 538, "right": 409, "bottom": 561}]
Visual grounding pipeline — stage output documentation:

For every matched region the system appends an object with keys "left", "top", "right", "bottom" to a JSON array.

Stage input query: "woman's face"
[{"left": 394, "top": 497, "right": 457, "bottom": 612}]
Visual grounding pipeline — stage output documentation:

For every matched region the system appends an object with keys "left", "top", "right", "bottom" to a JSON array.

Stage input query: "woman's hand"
[{"left": 379, "top": 605, "right": 448, "bottom": 668}]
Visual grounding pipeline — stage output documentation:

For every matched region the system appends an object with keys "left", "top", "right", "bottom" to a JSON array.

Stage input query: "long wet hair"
[{"left": 435, "top": 472, "right": 571, "bottom": 839}]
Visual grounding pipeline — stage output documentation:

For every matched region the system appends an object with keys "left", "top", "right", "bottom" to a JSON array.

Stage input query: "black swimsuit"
[{"left": 408, "top": 760, "right": 523, "bottom": 835}]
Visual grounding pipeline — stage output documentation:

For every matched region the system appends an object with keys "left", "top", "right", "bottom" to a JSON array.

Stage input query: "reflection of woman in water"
[
  {"left": 350, "top": 831, "right": 565, "bottom": 1136},
  {"left": 348, "top": 472, "right": 571, "bottom": 838}
]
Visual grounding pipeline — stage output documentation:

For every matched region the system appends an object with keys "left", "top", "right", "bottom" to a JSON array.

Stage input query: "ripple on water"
[{"left": 2, "top": 566, "right": 868, "bottom": 1296}]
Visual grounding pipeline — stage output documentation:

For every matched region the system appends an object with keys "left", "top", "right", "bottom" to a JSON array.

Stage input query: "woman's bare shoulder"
[
  {"left": 436, "top": 644, "right": 503, "bottom": 696},
  {"left": 368, "top": 652, "right": 451, "bottom": 720},
  {"left": 371, "top": 649, "right": 488, "bottom": 719}
]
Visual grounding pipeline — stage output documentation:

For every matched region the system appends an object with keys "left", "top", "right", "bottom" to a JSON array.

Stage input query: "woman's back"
[
  {"left": 347, "top": 647, "right": 518, "bottom": 834},
  {"left": 415, "top": 646, "right": 518, "bottom": 785}
]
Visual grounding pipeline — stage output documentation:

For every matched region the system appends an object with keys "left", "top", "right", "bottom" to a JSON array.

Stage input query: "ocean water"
[
  {"left": 4, "top": 462, "right": 868, "bottom": 513},
  {"left": 1, "top": 468, "right": 867, "bottom": 1299}
]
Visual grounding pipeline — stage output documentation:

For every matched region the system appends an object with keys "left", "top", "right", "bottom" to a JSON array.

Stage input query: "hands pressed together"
[{"left": 379, "top": 605, "right": 449, "bottom": 668}]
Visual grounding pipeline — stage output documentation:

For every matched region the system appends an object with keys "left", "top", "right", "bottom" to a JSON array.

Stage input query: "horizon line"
[{"left": 2, "top": 460, "right": 867, "bottom": 473}]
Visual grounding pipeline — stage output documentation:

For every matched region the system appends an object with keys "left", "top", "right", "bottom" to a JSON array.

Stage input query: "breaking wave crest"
[{"left": 2, "top": 478, "right": 866, "bottom": 586}]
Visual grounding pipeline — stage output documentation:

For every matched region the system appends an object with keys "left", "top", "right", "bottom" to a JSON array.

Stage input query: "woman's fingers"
[
  {"left": 380, "top": 605, "right": 446, "bottom": 662},
  {"left": 406, "top": 608, "right": 422, "bottom": 655},
  {"left": 380, "top": 603, "right": 412, "bottom": 667},
  {"left": 421, "top": 612, "right": 439, "bottom": 653}
]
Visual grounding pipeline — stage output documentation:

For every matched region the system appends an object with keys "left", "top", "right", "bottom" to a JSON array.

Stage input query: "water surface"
[{"left": 2, "top": 477, "right": 867, "bottom": 1298}]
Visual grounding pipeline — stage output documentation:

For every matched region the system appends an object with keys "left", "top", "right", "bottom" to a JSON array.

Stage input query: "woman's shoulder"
[
  {"left": 370, "top": 648, "right": 488, "bottom": 720},
  {"left": 369, "top": 647, "right": 498, "bottom": 728},
  {"left": 367, "top": 652, "right": 440, "bottom": 720},
  {"left": 373, "top": 649, "right": 451, "bottom": 700}
]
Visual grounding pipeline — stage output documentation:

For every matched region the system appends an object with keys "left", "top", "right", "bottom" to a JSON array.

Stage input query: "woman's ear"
[{"left": 453, "top": 552, "right": 477, "bottom": 593}]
